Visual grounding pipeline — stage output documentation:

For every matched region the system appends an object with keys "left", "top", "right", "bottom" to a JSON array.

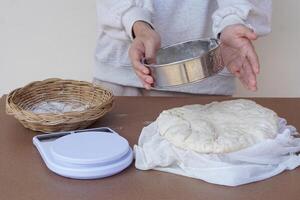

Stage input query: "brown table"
[{"left": 1, "top": 96, "right": 300, "bottom": 200}]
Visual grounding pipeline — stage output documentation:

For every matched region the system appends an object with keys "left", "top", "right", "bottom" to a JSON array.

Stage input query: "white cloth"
[
  {"left": 95, "top": 0, "right": 272, "bottom": 95},
  {"left": 134, "top": 118, "right": 300, "bottom": 186}
]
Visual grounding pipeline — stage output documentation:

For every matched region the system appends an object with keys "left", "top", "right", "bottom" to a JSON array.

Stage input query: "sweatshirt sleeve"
[
  {"left": 212, "top": 0, "right": 272, "bottom": 38},
  {"left": 96, "top": 0, "right": 154, "bottom": 40}
]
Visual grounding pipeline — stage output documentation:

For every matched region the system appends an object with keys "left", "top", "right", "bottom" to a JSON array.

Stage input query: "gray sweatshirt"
[{"left": 95, "top": 0, "right": 272, "bottom": 95}]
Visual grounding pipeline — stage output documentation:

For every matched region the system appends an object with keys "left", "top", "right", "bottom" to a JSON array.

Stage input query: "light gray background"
[{"left": 0, "top": 0, "right": 299, "bottom": 97}]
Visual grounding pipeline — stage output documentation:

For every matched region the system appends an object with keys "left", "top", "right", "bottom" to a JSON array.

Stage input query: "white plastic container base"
[{"left": 33, "top": 128, "right": 133, "bottom": 179}]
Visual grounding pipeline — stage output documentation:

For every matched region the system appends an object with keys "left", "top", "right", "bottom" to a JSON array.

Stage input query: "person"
[{"left": 94, "top": 0, "right": 272, "bottom": 96}]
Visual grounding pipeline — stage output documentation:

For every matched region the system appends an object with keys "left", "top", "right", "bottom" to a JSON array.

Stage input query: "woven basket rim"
[
  {"left": 6, "top": 78, "right": 114, "bottom": 131},
  {"left": 7, "top": 78, "right": 112, "bottom": 114}
]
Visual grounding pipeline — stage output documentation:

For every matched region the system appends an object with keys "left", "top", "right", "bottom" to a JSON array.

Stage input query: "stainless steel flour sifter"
[{"left": 144, "top": 38, "right": 224, "bottom": 88}]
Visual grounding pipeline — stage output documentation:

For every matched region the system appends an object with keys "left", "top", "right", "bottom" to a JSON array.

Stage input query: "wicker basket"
[{"left": 6, "top": 78, "right": 114, "bottom": 132}]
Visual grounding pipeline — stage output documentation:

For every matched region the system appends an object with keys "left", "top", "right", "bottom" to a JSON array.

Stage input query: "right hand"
[{"left": 129, "top": 21, "right": 161, "bottom": 89}]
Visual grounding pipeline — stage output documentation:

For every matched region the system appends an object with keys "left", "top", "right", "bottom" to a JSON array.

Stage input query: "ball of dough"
[{"left": 157, "top": 99, "right": 279, "bottom": 153}]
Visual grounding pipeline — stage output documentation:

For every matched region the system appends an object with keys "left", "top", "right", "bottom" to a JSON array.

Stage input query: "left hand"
[{"left": 220, "top": 24, "right": 259, "bottom": 91}]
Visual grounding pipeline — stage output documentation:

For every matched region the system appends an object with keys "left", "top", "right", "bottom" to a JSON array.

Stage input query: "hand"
[
  {"left": 220, "top": 24, "right": 259, "bottom": 91},
  {"left": 129, "top": 21, "right": 161, "bottom": 89}
]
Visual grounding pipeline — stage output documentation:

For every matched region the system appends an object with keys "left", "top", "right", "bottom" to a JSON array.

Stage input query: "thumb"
[
  {"left": 144, "top": 43, "right": 159, "bottom": 64},
  {"left": 241, "top": 27, "right": 257, "bottom": 40}
]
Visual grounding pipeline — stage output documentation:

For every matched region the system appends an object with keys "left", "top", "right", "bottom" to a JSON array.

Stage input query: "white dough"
[{"left": 157, "top": 99, "right": 279, "bottom": 153}]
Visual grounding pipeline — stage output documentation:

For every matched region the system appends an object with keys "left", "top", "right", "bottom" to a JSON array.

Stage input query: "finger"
[
  {"left": 223, "top": 47, "right": 243, "bottom": 76},
  {"left": 237, "top": 66, "right": 249, "bottom": 90},
  {"left": 136, "top": 70, "right": 154, "bottom": 84},
  {"left": 243, "top": 59, "right": 257, "bottom": 90},
  {"left": 141, "top": 80, "right": 151, "bottom": 90},
  {"left": 135, "top": 71, "right": 152, "bottom": 90},
  {"left": 245, "top": 43, "right": 260, "bottom": 74},
  {"left": 240, "top": 58, "right": 257, "bottom": 91},
  {"left": 130, "top": 48, "right": 150, "bottom": 74},
  {"left": 239, "top": 76, "right": 250, "bottom": 91},
  {"left": 144, "top": 83, "right": 152, "bottom": 90},
  {"left": 133, "top": 60, "right": 150, "bottom": 74}
]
